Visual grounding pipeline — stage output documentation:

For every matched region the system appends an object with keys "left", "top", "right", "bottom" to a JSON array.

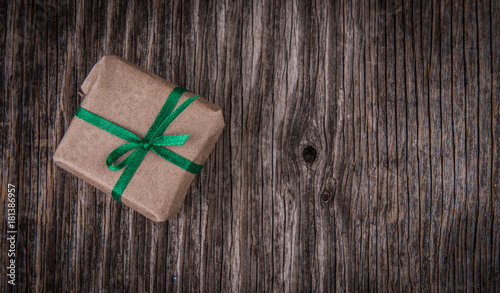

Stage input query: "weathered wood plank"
[
  {"left": 415, "top": 0, "right": 433, "bottom": 290},
  {"left": 476, "top": 0, "right": 494, "bottom": 291},
  {"left": 394, "top": 1, "right": 410, "bottom": 291},
  {"left": 0, "top": 0, "right": 7, "bottom": 288},
  {"left": 385, "top": 0, "right": 401, "bottom": 290},
  {"left": 376, "top": 0, "right": 389, "bottom": 291},
  {"left": 464, "top": 0, "right": 480, "bottom": 290},
  {"left": 428, "top": 1, "right": 444, "bottom": 292},
  {"left": 438, "top": 0, "right": 455, "bottom": 291},
  {"left": 491, "top": 1, "right": 500, "bottom": 291},
  {"left": 403, "top": 0, "right": 421, "bottom": 291},
  {"left": 450, "top": 0, "right": 468, "bottom": 290},
  {"left": 365, "top": 1, "right": 378, "bottom": 292}
]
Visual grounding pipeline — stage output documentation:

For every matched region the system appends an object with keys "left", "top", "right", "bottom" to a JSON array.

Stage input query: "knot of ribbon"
[{"left": 75, "top": 86, "right": 203, "bottom": 202}]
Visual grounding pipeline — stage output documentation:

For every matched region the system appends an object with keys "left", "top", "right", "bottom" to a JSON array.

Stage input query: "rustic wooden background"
[{"left": 1, "top": 0, "right": 499, "bottom": 292}]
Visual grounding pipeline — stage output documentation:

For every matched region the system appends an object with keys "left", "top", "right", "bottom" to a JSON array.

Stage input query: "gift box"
[{"left": 54, "top": 55, "right": 224, "bottom": 222}]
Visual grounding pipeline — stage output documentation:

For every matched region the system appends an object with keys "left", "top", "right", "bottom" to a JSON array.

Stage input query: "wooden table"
[{"left": 1, "top": 0, "right": 499, "bottom": 291}]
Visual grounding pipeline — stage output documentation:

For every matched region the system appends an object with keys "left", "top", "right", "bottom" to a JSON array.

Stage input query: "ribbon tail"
[
  {"left": 111, "top": 147, "right": 149, "bottom": 202},
  {"left": 151, "top": 146, "right": 203, "bottom": 174},
  {"left": 144, "top": 87, "right": 190, "bottom": 141},
  {"left": 150, "top": 134, "right": 190, "bottom": 146},
  {"left": 151, "top": 95, "right": 199, "bottom": 138}
]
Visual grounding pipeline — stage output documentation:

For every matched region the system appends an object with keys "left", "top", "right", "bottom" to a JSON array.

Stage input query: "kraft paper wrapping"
[{"left": 54, "top": 55, "right": 224, "bottom": 222}]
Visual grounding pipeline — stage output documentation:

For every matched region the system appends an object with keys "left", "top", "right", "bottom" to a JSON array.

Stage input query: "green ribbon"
[{"left": 75, "top": 86, "right": 203, "bottom": 203}]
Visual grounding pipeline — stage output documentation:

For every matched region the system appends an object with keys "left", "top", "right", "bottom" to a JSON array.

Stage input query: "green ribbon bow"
[{"left": 75, "top": 86, "right": 203, "bottom": 202}]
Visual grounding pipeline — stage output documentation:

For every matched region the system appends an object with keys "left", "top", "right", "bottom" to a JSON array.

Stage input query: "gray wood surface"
[{"left": 0, "top": 0, "right": 499, "bottom": 292}]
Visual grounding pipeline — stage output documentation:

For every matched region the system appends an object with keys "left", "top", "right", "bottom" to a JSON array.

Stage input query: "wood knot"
[
  {"left": 321, "top": 190, "right": 331, "bottom": 202},
  {"left": 302, "top": 146, "right": 317, "bottom": 164}
]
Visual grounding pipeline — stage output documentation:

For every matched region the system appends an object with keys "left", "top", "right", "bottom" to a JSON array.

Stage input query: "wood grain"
[{"left": 0, "top": 0, "right": 499, "bottom": 291}]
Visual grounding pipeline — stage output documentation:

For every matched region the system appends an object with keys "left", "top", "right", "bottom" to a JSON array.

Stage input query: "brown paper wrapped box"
[{"left": 54, "top": 55, "right": 224, "bottom": 222}]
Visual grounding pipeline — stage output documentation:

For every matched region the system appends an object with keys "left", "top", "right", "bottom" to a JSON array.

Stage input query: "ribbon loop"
[
  {"left": 150, "top": 134, "right": 190, "bottom": 146},
  {"left": 75, "top": 86, "right": 204, "bottom": 203},
  {"left": 106, "top": 142, "right": 141, "bottom": 171}
]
